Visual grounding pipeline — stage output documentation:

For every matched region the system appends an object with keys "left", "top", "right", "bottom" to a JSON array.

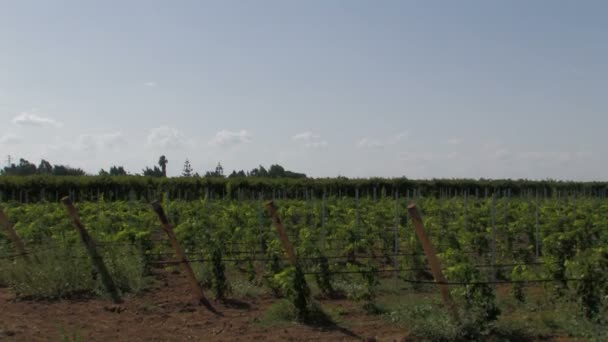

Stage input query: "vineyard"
[
  {"left": 1, "top": 193, "right": 607, "bottom": 341},
  {"left": 2, "top": 175, "right": 608, "bottom": 203}
]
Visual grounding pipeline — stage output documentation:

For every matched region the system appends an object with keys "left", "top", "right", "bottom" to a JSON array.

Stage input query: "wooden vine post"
[
  {"left": 0, "top": 206, "right": 30, "bottom": 263},
  {"left": 407, "top": 203, "right": 460, "bottom": 323},
  {"left": 151, "top": 201, "right": 218, "bottom": 314},
  {"left": 255, "top": 193, "right": 266, "bottom": 284},
  {"left": 61, "top": 197, "right": 122, "bottom": 304},
  {"left": 265, "top": 200, "right": 315, "bottom": 319},
  {"left": 265, "top": 201, "right": 297, "bottom": 265}
]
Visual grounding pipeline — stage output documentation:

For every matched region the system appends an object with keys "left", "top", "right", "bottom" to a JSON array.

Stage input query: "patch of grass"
[
  {"left": 231, "top": 280, "right": 267, "bottom": 298},
  {"left": 393, "top": 304, "right": 461, "bottom": 341},
  {"left": 193, "top": 262, "right": 213, "bottom": 288},
  {"left": 362, "top": 302, "right": 387, "bottom": 315},
  {"left": 332, "top": 278, "right": 367, "bottom": 300},
  {"left": 260, "top": 299, "right": 336, "bottom": 327},
  {"left": 101, "top": 244, "right": 148, "bottom": 295},
  {"left": 259, "top": 299, "right": 297, "bottom": 326},
  {"left": 498, "top": 304, "right": 608, "bottom": 341},
  {"left": 379, "top": 287, "right": 608, "bottom": 341},
  {"left": 0, "top": 245, "right": 95, "bottom": 299},
  {"left": 0, "top": 242, "right": 147, "bottom": 300}
]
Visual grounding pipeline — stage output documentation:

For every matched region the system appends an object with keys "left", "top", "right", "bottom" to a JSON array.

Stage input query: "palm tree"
[{"left": 158, "top": 155, "right": 168, "bottom": 177}]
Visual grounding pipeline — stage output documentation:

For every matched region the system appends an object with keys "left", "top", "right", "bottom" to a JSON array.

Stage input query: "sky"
[{"left": 0, "top": 1, "right": 606, "bottom": 180}]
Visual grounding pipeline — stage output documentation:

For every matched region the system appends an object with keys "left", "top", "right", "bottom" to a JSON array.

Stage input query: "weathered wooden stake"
[
  {"left": 394, "top": 191, "right": 399, "bottom": 288},
  {"left": 321, "top": 192, "right": 326, "bottom": 251},
  {"left": 535, "top": 190, "right": 540, "bottom": 260},
  {"left": 408, "top": 203, "right": 460, "bottom": 323},
  {"left": 0, "top": 206, "right": 30, "bottom": 263},
  {"left": 491, "top": 193, "right": 497, "bottom": 282},
  {"left": 61, "top": 197, "right": 122, "bottom": 304},
  {"left": 255, "top": 192, "right": 266, "bottom": 283},
  {"left": 265, "top": 201, "right": 297, "bottom": 266},
  {"left": 151, "top": 201, "right": 218, "bottom": 314}
]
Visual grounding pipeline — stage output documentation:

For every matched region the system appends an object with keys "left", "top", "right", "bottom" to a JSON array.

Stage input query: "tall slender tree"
[
  {"left": 182, "top": 159, "right": 193, "bottom": 177},
  {"left": 215, "top": 162, "right": 224, "bottom": 177},
  {"left": 158, "top": 155, "right": 168, "bottom": 177}
]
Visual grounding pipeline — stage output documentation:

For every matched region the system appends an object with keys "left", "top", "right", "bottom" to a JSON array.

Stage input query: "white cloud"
[
  {"left": 492, "top": 148, "right": 511, "bottom": 161},
  {"left": 392, "top": 131, "right": 408, "bottom": 142},
  {"left": 357, "top": 138, "right": 384, "bottom": 148},
  {"left": 447, "top": 138, "right": 462, "bottom": 145},
  {"left": 44, "top": 132, "right": 127, "bottom": 154},
  {"left": 575, "top": 151, "right": 592, "bottom": 159},
  {"left": 0, "top": 133, "right": 21, "bottom": 145},
  {"left": 292, "top": 131, "right": 320, "bottom": 141},
  {"left": 480, "top": 141, "right": 593, "bottom": 166},
  {"left": 147, "top": 126, "right": 188, "bottom": 149},
  {"left": 304, "top": 140, "right": 328, "bottom": 148},
  {"left": 517, "top": 151, "right": 591, "bottom": 164},
  {"left": 144, "top": 81, "right": 157, "bottom": 87},
  {"left": 292, "top": 131, "right": 328, "bottom": 148},
  {"left": 209, "top": 129, "right": 252, "bottom": 147},
  {"left": 358, "top": 131, "right": 408, "bottom": 148},
  {"left": 12, "top": 111, "right": 62, "bottom": 127},
  {"left": 400, "top": 152, "right": 437, "bottom": 162},
  {"left": 76, "top": 132, "right": 126, "bottom": 151},
  {"left": 399, "top": 150, "right": 463, "bottom": 163}
]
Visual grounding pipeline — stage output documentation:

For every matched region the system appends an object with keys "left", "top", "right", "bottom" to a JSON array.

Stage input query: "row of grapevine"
[
  {"left": 1, "top": 196, "right": 606, "bottom": 320},
  {"left": 1, "top": 175, "right": 608, "bottom": 203}
]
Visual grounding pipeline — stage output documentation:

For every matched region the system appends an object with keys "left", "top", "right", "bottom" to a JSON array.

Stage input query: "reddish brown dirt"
[{"left": 0, "top": 272, "right": 407, "bottom": 342}]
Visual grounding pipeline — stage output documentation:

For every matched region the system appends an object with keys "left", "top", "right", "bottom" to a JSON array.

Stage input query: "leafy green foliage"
[
  {"left": 0, "top": 194, "right": 606, "bottom": 331},
  {"left": 273, "top": 265, "right": 312, "bottom": 320},
  {"left": 0, "top": 242, "right": 145, "bottom": 299}
]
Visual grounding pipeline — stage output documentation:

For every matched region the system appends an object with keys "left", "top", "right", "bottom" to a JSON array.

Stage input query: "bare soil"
[{"left": 0, "top": 272, "right": 407, "bottom": 342}]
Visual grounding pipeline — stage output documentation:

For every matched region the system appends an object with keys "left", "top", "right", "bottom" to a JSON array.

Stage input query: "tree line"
[{"left": 1, "top": 155, "right": 306, "bottom": 179}]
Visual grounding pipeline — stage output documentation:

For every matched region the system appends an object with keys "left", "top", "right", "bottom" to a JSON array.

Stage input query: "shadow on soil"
[
  {"left": 300, "top": 306, "right": 361, "bottom": 340},
  {"left": 219, "top": 298, "right": 252, "bottom": 310}
]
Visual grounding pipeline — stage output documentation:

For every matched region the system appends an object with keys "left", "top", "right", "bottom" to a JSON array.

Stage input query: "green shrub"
[
  {"left": 0, "top": 244, "right": 94, "bottom": 299},
  {"left": 0, "top": 242, "right": 146, "bottom": 299},
  {"left": 211, "top": 247, "right": 229, "bottom": 300}
]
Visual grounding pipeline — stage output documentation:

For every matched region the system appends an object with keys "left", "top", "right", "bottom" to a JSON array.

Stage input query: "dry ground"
[{"left": 0, "top": 271, "right": 407, "bottom": 342}]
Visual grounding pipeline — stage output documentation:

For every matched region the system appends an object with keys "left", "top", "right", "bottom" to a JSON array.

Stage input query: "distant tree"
[
  {"left": 98, "top": 169, "right": 109, "bottom": 176},
  {"left": 182, "top": 159, "right": 193, "bottom": 177},
  {"left": 268, "top": 164, "right": 285, "bottom": 178},
  {"left": 246, "top": 164, "right": 305, "bottom": 178},
  {"left": 142, "top": 166, "right": 164, "bottom": 177},
  {"left": 2, "top": 158, "right": 37, "bottom": 175},
  {"left": 158, "top": 155, "right": 168, "bottom": 177},
  {"left": 204, "top": 162, "right": 225, "bottom": 177},
  {"left": 284, "top": 170, "right": 306, "bottom": 179},
  {"left": 38, "top": 159, "right": 53, "bottom": 174},
  {"left": 52, "top": 164, "right": 86, "bottom": 176},
  {"left": 258, "top": 165, "right": 268, "bottom": 177},
  {"left": 1, "top": 158, "right": 86, "bottom": 176},
  {"left": 228, "top": 170, "right": 246, "bottom": 178},
  {"left": 248, "top": 165, "right": 269, "bottom": 177},
  {"left": 21, "top": 159, "right": 37, "bottom": 174},
  {"left": 109, "top": 166, "right": 127, "bottom": 176}
]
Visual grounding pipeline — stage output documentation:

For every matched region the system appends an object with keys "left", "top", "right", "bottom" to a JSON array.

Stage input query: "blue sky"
[{"left": 1, "top": 1, "right": 606, "bottom": 179}]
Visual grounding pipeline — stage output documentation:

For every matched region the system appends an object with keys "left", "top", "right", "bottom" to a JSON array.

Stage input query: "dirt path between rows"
[{"left": 0, "top": 273, "right": 407, "bottom": 341}]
